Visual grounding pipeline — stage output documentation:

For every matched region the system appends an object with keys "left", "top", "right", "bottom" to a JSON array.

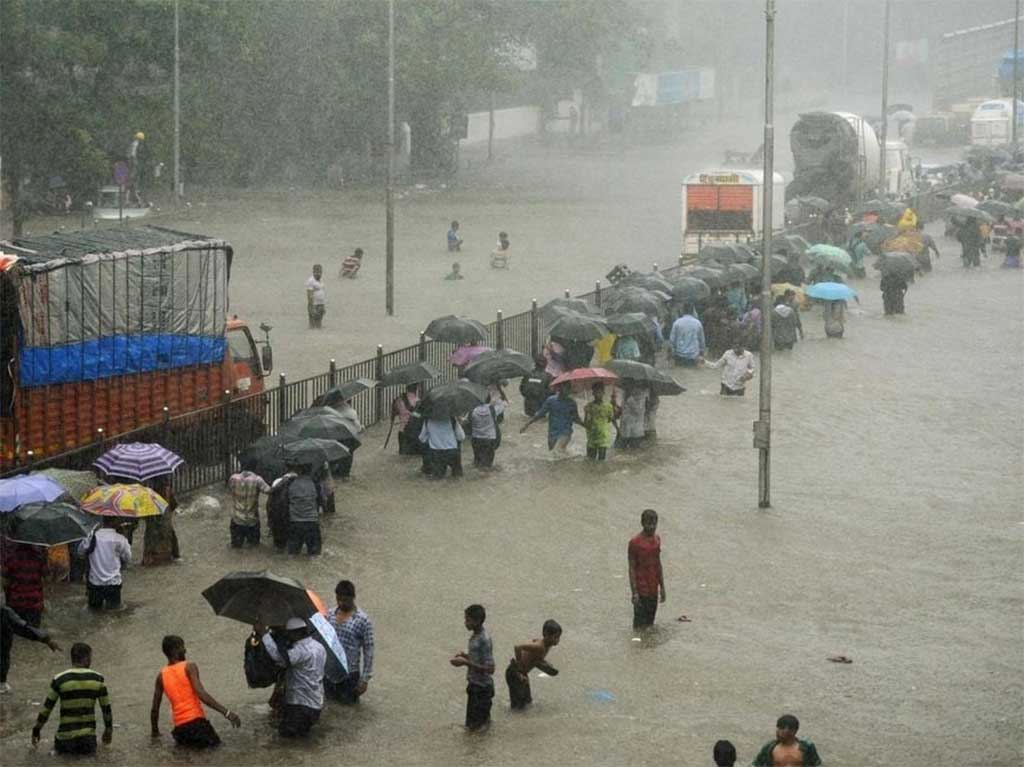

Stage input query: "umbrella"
[
  {"left": 780, "top": 233, "right": 811, "bottom": 255},
  {"left": 669, "top": 276, "right": 711, "bottom": 303},
  {"left": 604, "top": 313, "right": 652, "bottom": 337},
  {"left": 877, "top": 252, "right": 917, "bottom": 279},
  {"left": 550, "top": 367, "right": 618, "bottom": 389},
  {"left": 999, "top": 173, "right": 1024, "bottom": 191},
  {"left": 462, "top": 349, "right": 534, "bottom": 384},
  {"left": 32, "top": 469, "right": 99, "bottom": 502},
  {"left": 420, "top": 380, "right": 489, "bottom": 418},
  {"left": 2, "top": 501, "right": 97, "bottom": 547},
  {"left": 853, "top": 199, "right": 902, "bottom": 219},
  {"left": 805, "top": 282, "right": 858, "bottom": 302},
  {"left": 944, "top": 207, "right": 994, "bottom": 223},
  {"left": 602, "top": 360, "right": 685, "bottom": 396},
  {"left": 726, "top": 262, "right": 761, "bottom": 284},
  {"left": 282, "top": 406, "right": 361, "bottom": 443},
  {"left": 424, "top": 315, "right": 488, "bottom": 344},
  {"left": 311, "top": 378, "right": 376, "bottom": 408},
  {"left": 279, "top": 438, "right": 350, "bottom": 468},
  {"left": 380, "top": 361, "right": 440, "bottom": 386},
  {"left": 621, "top": 272, "right": 675, "bottom": 293},
  {"left": 93, "top": 442, "right": 184, "bottom": 482},
  {"left": 851, "top": 222, "right": 899, "bottom": 252},
  {"left": 698, "top": 242, "right": 750, "bottom": 266},
  {"left": 978, "top": 199, "right": 1018, "bottom": 218},
  {"left": 539, "top": 297, "right": 596, "bottom": 324},
  {"left": 309, "top": 611, "right": 350, "bottom": 682},
  {"left": 80, "top": 484, "right": 167, "bottom": 518},
  {"left": 770, "top": 283, "right": 810, "bottom": 309},
  {"left": 602, "top": 288, "right": 665, "bottom": 318},
  {"left": 791, "top": 195, "right": 834, "bottom": 212},
  {"left": 0, "top": 475, "right": 66, "bottom": 512},
  {"left": 238, "top": 434, "right": 291, "bottom": 482},
  {"left": 202, "top": 570, "right": 318, "bottom": 627},
  {"left": 950, "top": 193, "right": 978, "bottom": 208},
  {"left": 683, "top": 266, "right": 725, "bottom": 289},
  {"left": 807, "top": 244, "right": 852, "bottom": 268},
  {"left": 548, "top": 313, "right": 609, "bottom": 342},
  {"left": 448, "top": 343, "right": 492, "bottom": 368}
]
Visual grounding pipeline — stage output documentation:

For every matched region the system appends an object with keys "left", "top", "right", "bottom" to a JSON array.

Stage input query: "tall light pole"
[
  {"left": 879, "top": 0, "right": 891, "bottom": 198},
  {"left": 1013, "top": 0, "right": 1020, "bottom": 148},
  {"left": 756, "top": 0, "right": 776, "bottom": 509},
  {"left": 173, "top": 0, "right": 181, "bottom": 202},
  {"left": 385, "top": 0, "right": 396, "bottom": 316}
]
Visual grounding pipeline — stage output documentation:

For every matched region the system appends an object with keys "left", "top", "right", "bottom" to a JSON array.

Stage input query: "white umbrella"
[{"left": 951, "top": 193, "right": 978, "bottom": 209}]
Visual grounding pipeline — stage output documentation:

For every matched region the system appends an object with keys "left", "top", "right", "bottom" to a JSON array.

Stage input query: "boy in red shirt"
[{"left": 627, "top": 508, "right": 665, "bottom": 629}]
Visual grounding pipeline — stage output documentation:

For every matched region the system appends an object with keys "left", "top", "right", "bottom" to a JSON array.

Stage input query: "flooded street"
[{"left": 2, "top": 136, "right": 1022, "bottom": 767}]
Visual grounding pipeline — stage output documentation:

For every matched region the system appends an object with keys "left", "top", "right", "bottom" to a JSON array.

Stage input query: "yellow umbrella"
[
  {"left": 771, "top": 282, "right": 810, "bottom": 310},
  {"left": 81, "top": 484, "right": 167, "bottom": 518}
]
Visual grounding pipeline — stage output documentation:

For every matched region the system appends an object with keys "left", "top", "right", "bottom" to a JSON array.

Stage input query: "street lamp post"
[
  {"left": 385, "top": 0, "right": 396, "bottom": 316},
  {"left": 879, "top": 0, "right": 892, "bottom": 198},
  {"left": 1013, "top": 0, "right": 1020, "bottom": 148},
  {"left": 173, "top": 0, "right": 181, "bottom": 202},
  {"left": 756, "top": 0, "right": 776, "bottom": 509}
]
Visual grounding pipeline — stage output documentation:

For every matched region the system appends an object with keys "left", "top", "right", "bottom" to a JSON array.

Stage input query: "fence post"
[
  {"left": 374, "top": 346, "right": 385, "bottom": 423},
  {"left": 679, "top": 255, "right": 684, "bottom": 268},
  {"left": 595, "top": 281, "right": 601, "bottom": 309},
  {"left": 495, "top": 310, "right": 504, "bottom": 350},
  {"left": 277, "top": 373, "right": 287, "bottom": 426},
  {"left": 530, "top": 299, "right": 539, "bottom": 360},
  {"left": 652, "top": 262, "right": 659, "bottom": 272},
  {"left": 418, "top": 332, "right": 427, "bottom": 362},
  {"left": 329, "top": 359, "right": 337, "bottom": 387},
  {"left": 563, "top": 288, "right": 570, "bottom": 298},
  {"left": 221, "top": 390, "right": 232, "bottom": 484},
  {"left": 161, "top": 405, "right": 171, "bottom": 443}
]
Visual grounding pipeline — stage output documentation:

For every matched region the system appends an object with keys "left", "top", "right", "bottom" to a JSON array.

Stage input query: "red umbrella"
[{"left": 550, "top": 367, "right": 618, "bottom": 390}]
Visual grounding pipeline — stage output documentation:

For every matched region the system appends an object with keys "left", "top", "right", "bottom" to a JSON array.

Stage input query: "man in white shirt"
[
  {"left": 469, "top": 396, "right": 505, "bottom": 468},
  {"left": 257, "top": 617, "right": 326, "bottom": 738},
  {"left": 419, "top": 416, "right": 465, "bottom": 479},
  {"left": 703, "top": 341, "right": 755, "bottom": 396},
  {"left": 80, "top": 519, "right": 132, "bottom": 610},
  {"left": 305, "top": 264, "right": 326, "bottom": 329}
]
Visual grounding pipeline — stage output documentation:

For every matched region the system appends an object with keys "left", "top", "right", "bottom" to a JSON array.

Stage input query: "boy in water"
[
  {"left": 151, "top": 635, "right": 240, "bottom": 749},
  {"left": 583, "top": 383, "right": 616, "bottom": 460},
  {"left": 32, "top": 643, "right": 111, "bottom": 755},
  {"left": 505, "top": 620, "right": 562, "bottom": 710},
  {"left": 447, "top": 220, "right": 463, "bottom": 251},
  {"left": 752, "top": 714, "right": 822, "bottom": 766},
  {"left": 445, "top": 262, "right": 464, "bottom": 280},
  {"left": 449, "top": 604, "right": 494, "bottom": 731}
]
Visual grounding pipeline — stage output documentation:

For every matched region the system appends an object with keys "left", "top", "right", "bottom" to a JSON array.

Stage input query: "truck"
[
  {"left": 0, "top": 226, "right": 272, "bottom": 470},
  {"left": 681, "top": 169, "right": 785, "bottom": 256},
  {"left": 969, "top": 98, "right": 1024, "bottom": 146}
]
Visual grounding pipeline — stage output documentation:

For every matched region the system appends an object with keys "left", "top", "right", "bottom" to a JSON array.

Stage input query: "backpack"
[
  {"left": 243, "top": 631, "right": 289, "bottom": 688},
  {"left": 266, "top": 475, "right": 295, "bottom": 523}
]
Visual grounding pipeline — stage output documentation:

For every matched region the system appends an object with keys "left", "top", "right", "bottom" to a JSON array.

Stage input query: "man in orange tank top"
[{"left": 150, "top": 635, "right": 240, "bottom": 749}]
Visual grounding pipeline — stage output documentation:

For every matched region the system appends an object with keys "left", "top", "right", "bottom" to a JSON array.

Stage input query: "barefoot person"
[
  {"left": 32, "top": 643, "right": 111, "bottom": 755},
  {"left": 752, "top": 714, "right": 822, "bottom": 766},
  {"left": 504, "top": 620, "right": 562, "bottom": 710},
  {"left": 449, "top": 604, "right": 494, "bottom": 731},
  {"left": 628, "top": 509, "right": 665, "bottom": 630},
  {"left": 151, "top": 635, "right": 241, "bottom": 749}
]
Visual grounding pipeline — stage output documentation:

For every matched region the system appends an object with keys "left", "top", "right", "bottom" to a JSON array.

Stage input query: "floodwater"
[{"left": 2, "top": 131, "right": 1022, "bottom": 767}]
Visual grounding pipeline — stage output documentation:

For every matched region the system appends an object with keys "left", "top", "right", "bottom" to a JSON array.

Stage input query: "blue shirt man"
[
  {"left": 668, "top": 312, "right": 706, "bottom": 366},
  {"left": 520, "top": 386, "right": 582, "bottom": 451}
]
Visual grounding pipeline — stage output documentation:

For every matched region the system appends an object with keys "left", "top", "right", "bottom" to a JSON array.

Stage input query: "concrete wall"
[{"left": 463, "top": 106, "right": 543, "bottom": 144}]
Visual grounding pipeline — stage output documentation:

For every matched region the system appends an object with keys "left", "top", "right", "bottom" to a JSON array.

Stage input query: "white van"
[{"left": 970, "top": 99, "right": 1024, "bottom": 146}]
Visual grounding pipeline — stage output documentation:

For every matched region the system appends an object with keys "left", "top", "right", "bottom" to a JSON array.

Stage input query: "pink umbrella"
[
  {"left": 448, "top": 344, "right": 491, "bottom": 368},
  {"left": 550, "top": 367, "right": 618, "bottom": 391}
]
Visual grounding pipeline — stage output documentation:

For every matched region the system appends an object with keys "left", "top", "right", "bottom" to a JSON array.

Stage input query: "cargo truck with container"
[
  {"left": 680, "top": 169, "right": 785, "bottom": 257},
  {"left": 0, "top": 226, "right": 272, "bottom": 470}
]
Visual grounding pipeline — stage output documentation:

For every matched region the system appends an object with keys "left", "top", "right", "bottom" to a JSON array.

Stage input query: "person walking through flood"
[
  {"left": 520, "top": 383, "right": 584, "bottom": 453},
  {"left": 227, "top": 470, "right": 271, "bottom": 548},
  {"left": 615, "top": 381, "right": 648, "bottom": 448},
  {"left": 255, "top": 618, "right": 326, "bottom": 738},
  {"left": 880, "top": 272, "right": 908, "bottom": 316},
  {"left": 450, "top": 604, "right": 494, "bottom": 732},
  {"left": 702, "top": 340, "right": 755, "bottom": 396},
  {"left": 519, "top": 357, "right": 552, "bottom": 416},
  {"left": 668, "top": 305, "right": 706, "bottom": 367},
  {"left": 151, "top": 635, "right": 241, "bottom": 749},
  {"left": 327, "top": 580, "right": 375, "bottom": 705},
  {"left": 751, "top": 714, "right": 822, "bottom": 766},
  {"left": 32, "top": 643, "right": 112, "bottom": 755},
  {"left": 772, "top": 292, "right": 803, "bottom": 351},
  {"left": 390, "top": 384, "right": 421, "bottom": 454},
  {"left": 1, "top": 592, "right": 60, "bottom": 695},
  {"left": 956, "top": 218, "right": 983, "bottom": 268},
  {"left": 468, "top": 394, "right": 504, "bottom": 469},
  {"left": 583, "top": 383, "right": 616, "bottom": 460},
  {"left": 286, "top": 467, "right": 323, "bottom": 556},
  {"left": 81, "top": 518, "right": 131, "bottom": 611},
  {"left": 504, "top": 619, "right": 562, "bottom": 711},
  {"left": 419, "top": 414, "right": 466, "bottom": 478},
  {"left": 628, "top": 509, "right": 665, "bottom": 630},
  {"left": 305, "top": 264, "right": 326, "bottom": 328}
]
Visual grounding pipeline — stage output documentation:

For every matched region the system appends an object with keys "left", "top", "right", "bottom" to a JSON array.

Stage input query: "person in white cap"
[{"left": 255, "top": 618, "right": 326, "bottom": 738}]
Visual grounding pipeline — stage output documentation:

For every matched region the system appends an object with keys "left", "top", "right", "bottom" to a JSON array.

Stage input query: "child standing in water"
[{"left": 505, "top": 620, "right": 562, "bottom": 710}]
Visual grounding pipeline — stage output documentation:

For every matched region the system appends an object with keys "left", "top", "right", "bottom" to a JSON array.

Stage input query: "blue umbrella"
[
  {"left": 805, "top": 282, "right": 858, "bottom": 302},
  {"left": 0, "top": 475, "right": 65, "bottom": 512}
]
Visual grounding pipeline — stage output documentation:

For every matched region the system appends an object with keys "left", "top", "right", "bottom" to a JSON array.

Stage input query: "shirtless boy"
[
  {"left": 752, "top": 714, "right": 822, "bottom": 766},
  {"left": 504, "top": 620, "right": 562, "bottom": 710}
]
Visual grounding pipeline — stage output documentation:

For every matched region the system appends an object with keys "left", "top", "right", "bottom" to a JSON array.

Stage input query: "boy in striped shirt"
[{"left": 32, "top": 643, "right": 112, "bottom": 755}]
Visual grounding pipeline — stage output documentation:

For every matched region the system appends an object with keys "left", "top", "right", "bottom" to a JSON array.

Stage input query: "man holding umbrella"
[{"left": 255, "top": 618, "right": 326, "bottom": 738}]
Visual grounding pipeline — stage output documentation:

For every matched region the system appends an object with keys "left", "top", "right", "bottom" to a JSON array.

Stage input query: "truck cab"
[{"left": 224, "top": 317, "right": 272, "bottom": 396}]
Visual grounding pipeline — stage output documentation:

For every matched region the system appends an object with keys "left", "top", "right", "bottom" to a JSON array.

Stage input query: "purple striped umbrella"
[{"left": 93, "top": 442, "right": 184, "bottom": 482}]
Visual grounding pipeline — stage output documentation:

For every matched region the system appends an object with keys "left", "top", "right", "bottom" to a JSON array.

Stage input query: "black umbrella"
[
  {"left": 380, "top": 361, "right": 441, "bottom": 387},
  {"left": 853, "top": 199, "right": 903, "bottom": 219},
  {"left": 726, "top": 263, "right": 761, "bottom": 284},
  {"left": 548, "top": 312, "right": 609, "bottom": 341},
  {"left": 944, "top": 206, "right": 994, "bottom": 223},
  {"left": 311, "top": 378, "right": 376, "bottom": 408},
  {"left": 978, "top": 199, "right": 1017, "bottom": 218},
  {"left": 669, "top": 276, "right": 711, "bottom": 303},
  {"left": 202, "top": 570, "right": 317, "bottom": 627},
  {"left": 604, "top": 313, "right": 652, "bottom": 337},
  {"left": 238, "top": 434, "right": 290, "bottom": 482},
  {"left": 539, "top": 297, "right": 596, "bottom": 324},
  {"left": 683, "top": 266, "right": 725, "bottom": 289},
  {"left": 876, "top": 252, "right": 917, "bottom": 279},
  {"left": 420, "top": 380, "right": 489, "bottom": 418},
  {"left": 279, "top": 438, "right": 350, "bottom": 468},
  {"left": 603, "top": 287, "right": 665, "bottom": 318},
  {"left": 424, "top": 315, "right": 488, "bottom": 344},
  {"left": 698, "top": 242, "right": 748, "bottom": 266},
  {"left": 462, "top": 349, "right": 533, "bottom": 384},
  {"left": 2, "top": 501, "right": 98, "bottom": 547},
  {"left": 282, "top": 406, "right": 361, "bottom": 443},
  {"left": 621, "top": 272, "right": 675, "bottom": 293},
  {"left": 602, "top": 360, "right": 686, "bottom": 396}
]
